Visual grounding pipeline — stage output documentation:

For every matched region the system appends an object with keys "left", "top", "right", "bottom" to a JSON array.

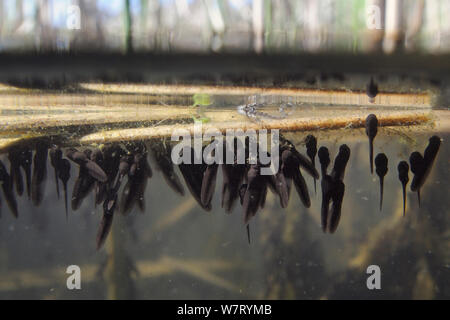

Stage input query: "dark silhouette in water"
[
  {"left": 201, "top": 163, "right": 218, "bottom": 208},
  {"left": 8, "top": 150, "right": 24, "bottom": 197},
  {"left": 97, "top": 188, "right": 117, "bottom": 250},
  {"left": 0, "top": 160, "right": 18, "bottom": 218},
  {"left": 409, "top": 135, "right": 441, "bottom": 207},
  {"left": 397, "top": 161, "right": 409, "bottom": 216},
  {"left": 91, "top": 148, "right": 107, "bottom": 207},
  {"left": 149, "top": 140, "right": 185, "bottom": 196},
  {"left": 318, "top": 146, "right": 330, "bottom": 177},
  {"left": 320, "top": 144, "right": 350, "bottom": 233},
  {"left": 120, "top": 153, "right": 152, "bottom": 215},
  {"left": 331, "top": 144, "right": 350, "bottom": 182},
  {"left": 67, "top": 149, "right": 96, "bottom": 211},
  {"left": 17, "top": 148, "right": 32, "bottom": 199},
  {"left": 409, "top": 151, "right": 424, "bottom": 207},
  {"left": 49, "top": 146, "right": 62, "bottom": 200},
  {"left": 178, "top": 148, "right": 211, "bottom": 211},
  {"left": 365, "top": 114, "right": 378, "bottom": 174},
  {"left": 375, "top": 153, "right": 388, "bottom": 211},
  {"left": 242, "top": 163, "right": 267, "bottom": 224},
  {"left": 221, "top": 138, "right": 247, "bottom": 212},
  {"left": 31, "top": 142, "right": 48, "bottom": 206},
  {"left": 57, "top": 159, "right": 71, "bottom": 219},
  {"left": 66, "top": 148, "right": 108, "bottom": 183},
  {"left": 281, "top": 149, "right": 311, "bottom": 208},
  {"left": 0, "top": 131, "right": 441, "bottom": 248},
  {"left": 366, "top": 77, "right": 378, "bottom": 103},
  {"left": 305, "top": 135, "right": 318, "bottom": 193},
  {"left": 49, "top": 145, "right": 71, "bottom": 219}
]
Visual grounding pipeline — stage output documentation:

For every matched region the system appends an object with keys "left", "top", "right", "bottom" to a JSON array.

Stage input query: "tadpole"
[
  {"left": 375, "top": 153, "right": 388, "bottom": 211},
  {"left": 397, "top": 161, "right": 409, "bottom": 216},
  {"left": 366, "top": 77, "right": 379, "bottom": 103},
  {"left": 365, "top": 114, "right": 378, "bottom": 174},
  {"left": 318, "top": 146, "right": 330, "bottom": 177},
  {"left": 305, "top": 135, "right": 318, "bottom": 193},
  {"left": 409, "top": 151, "right": 424, "bottom": 207}
]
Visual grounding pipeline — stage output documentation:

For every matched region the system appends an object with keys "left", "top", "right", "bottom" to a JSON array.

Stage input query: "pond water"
[{"left": 0, "top": 90, "right": 448, "bottom": 299}]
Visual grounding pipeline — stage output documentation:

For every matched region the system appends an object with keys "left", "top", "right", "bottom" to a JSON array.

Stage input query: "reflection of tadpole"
[
  {"left": 320, "top": 144, "right": 350, "bottom": 233},
  {"left": 375, "top": 153, "right": 388, "bottom": 211},
  {"left": 365, "top": 114, "right": 378, "bottom": 174},
  {"left": 397, "top": 161, "right": 409, "bottom": 216},
  {"left": 366, "top": 77, "right": 378, "bottom": 103}
]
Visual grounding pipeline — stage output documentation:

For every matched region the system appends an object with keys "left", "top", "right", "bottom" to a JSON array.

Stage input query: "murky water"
[{"left": 0, "top": 90, "right": 448, "bottom": 300}]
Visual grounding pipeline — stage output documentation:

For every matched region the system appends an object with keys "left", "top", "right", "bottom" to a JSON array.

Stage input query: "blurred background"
[{"left": 0, "top": 0, "right": 449, "bottom": 54}]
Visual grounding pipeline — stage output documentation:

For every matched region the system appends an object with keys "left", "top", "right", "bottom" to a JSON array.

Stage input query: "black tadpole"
[
  {"left": 409, "top": 151, "right": 424, "bottom": 207},
  {"left": 397, "top": 161, "right": 409, "bottom": 216},
  {"left": 246, "top": 224, "right": 251, "bottom": 244},
  {"left": 305, "top": 135, "right": 318, "bottom": 193},
  {"left": 49, "top": 146, "right": 62, "bottom": 200},
  {"left": 318, "top": 146, "right": 330, "bottom": 177},
  {"left": 365, "top": 114, "right": 378, "bottom": 174},
  {"left": 366, "top": 77, "right": 379, "bottom": 103},
  {"left": 57, "top": 159, "right": 71, "bottom": 220},
  {"left": 375, "top": 153, "right": 388, "bottom": 211}
]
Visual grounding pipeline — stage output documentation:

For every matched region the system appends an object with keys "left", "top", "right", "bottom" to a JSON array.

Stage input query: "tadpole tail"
[
  {"left": 369, "top": 138, "right": 374, "bottom": 174},
  {"left": 246, "top": 224, "right": 251, "bottom": 244},
  {"left": 417, "top": 188, "right": 421, "bottom": 208},
  {"left": 54, "top": 168, "right": 60, "bottom": 199},
  {"left": 313, "top": 178, "right": 316, "bottom": 194},
  {"left": 402, "top": 184, "right": 406, "bottom": 216},
  {"left": 379, "top": 176, "right": 384, "bottom": 211},
  {"left": 63, "top": 183, "right": 68, "bottom": 221}
]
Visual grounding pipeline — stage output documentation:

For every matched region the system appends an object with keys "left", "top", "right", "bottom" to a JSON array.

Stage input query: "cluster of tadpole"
[
  {"left": 0, "top": 118, "right": 442, "bottom": 248},
  {"left": 176, "top": 135, "right": 324, "bottom": 241},
  {"left": 365, "top": 114, "right": 441, "bottom": 215}
]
